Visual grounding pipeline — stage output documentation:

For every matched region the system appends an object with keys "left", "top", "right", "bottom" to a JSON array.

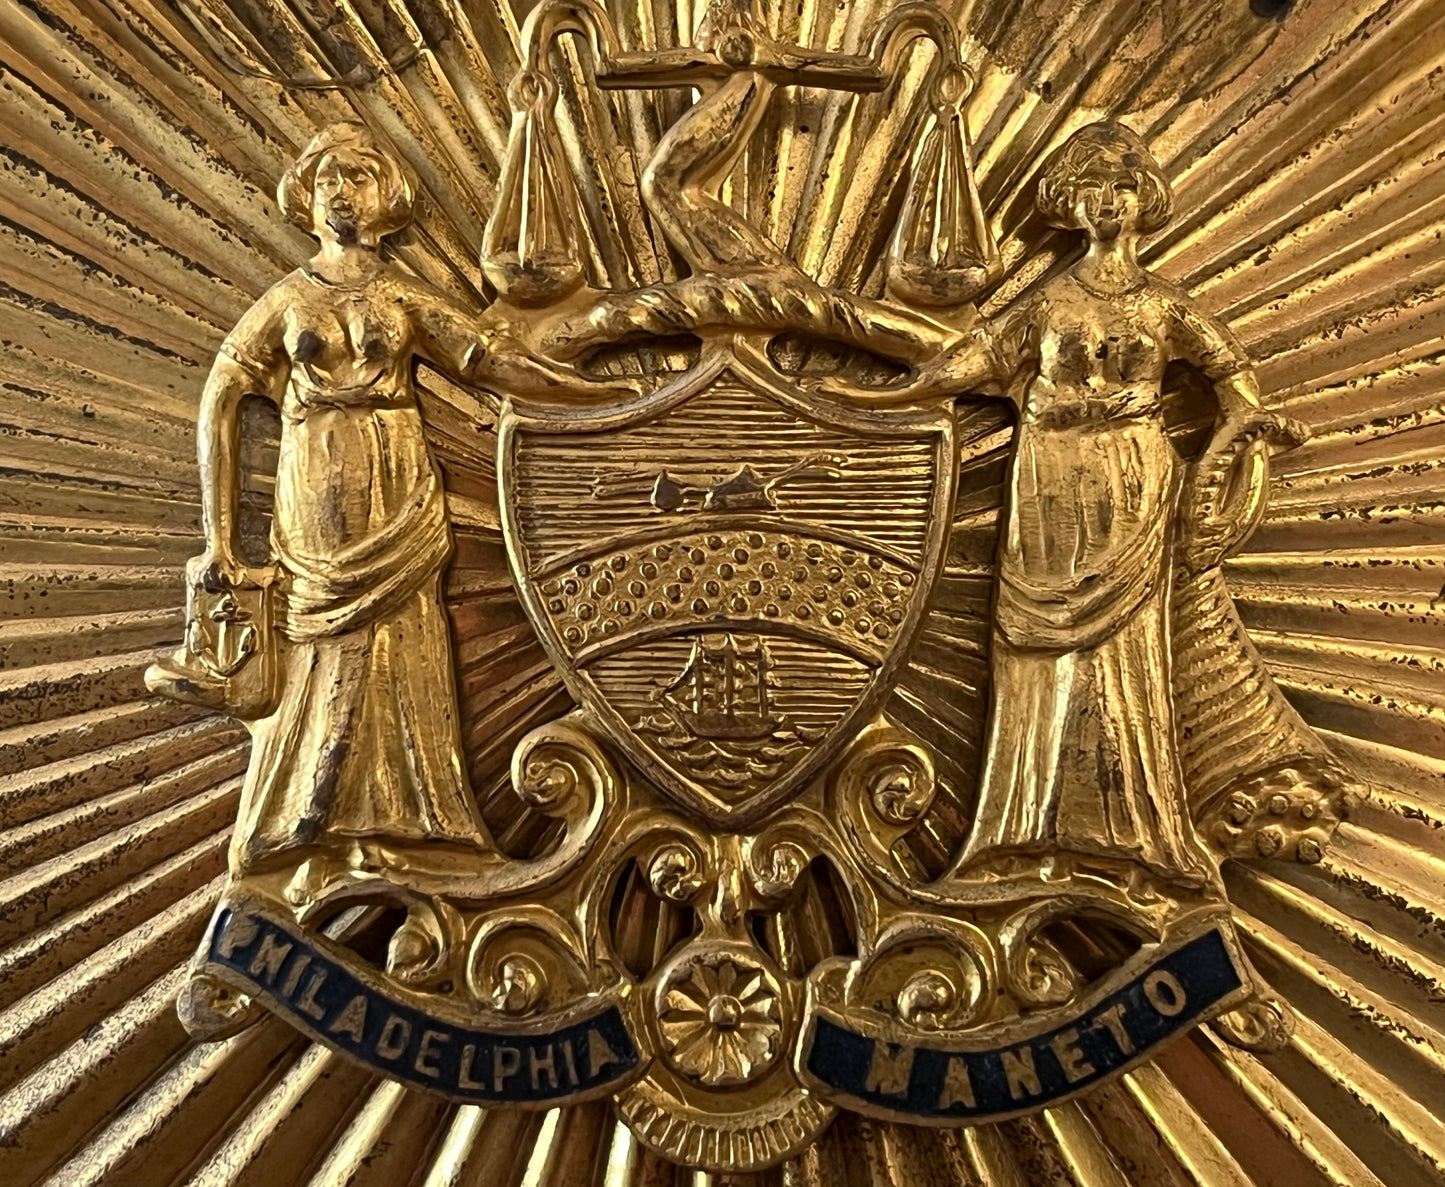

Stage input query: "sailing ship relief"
[
  {"left": 499, "top": 357, "right": 957, "bottom": 824},
  {"left": 643, "top": 632, "right": 807, "bottom": 791},
  {"left": 661, "top": 634, "right": 778, "bottom": 739}
]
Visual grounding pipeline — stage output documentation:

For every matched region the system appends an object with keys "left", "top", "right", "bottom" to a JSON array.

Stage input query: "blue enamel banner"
[
  {"left": 203, "top": 904, "right": 641, "bottom": 1104},
  {"left": 802, "top": 926, "right": 1245, "bottom": 1122}
]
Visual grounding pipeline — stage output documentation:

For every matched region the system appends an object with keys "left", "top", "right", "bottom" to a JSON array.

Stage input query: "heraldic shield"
[{"left": 500, "top": 350, "right": 956, "bottom": 824}]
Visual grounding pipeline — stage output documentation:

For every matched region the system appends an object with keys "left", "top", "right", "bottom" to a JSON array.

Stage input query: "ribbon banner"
[
  {"left": 202, "top": 903, "right": 641, "bottom": 1105},
  {"left": 801, "top": 925, "right": 1247, "bottom": 1123}
]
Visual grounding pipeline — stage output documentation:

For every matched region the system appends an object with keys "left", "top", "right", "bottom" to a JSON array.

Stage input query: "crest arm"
[
  {"left": 594, "top": 1, "right": 971, "bottom": 96},
  {"left": 599, "top": 46, "right": 886, "bottom": 90},
  {"left": 505, "top": 0, "right": 981, "bottom": 283},
  {"left": 596, "top": 48, "right": 732, "bottom": 88}
]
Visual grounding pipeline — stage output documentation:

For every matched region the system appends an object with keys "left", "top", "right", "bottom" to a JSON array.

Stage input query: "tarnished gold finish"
[{"left": 2, "top": 0, "right": 1445, "bottom": 1184}]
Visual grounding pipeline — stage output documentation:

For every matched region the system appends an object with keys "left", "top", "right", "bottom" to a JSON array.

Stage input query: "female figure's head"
[
  {"left": 279, "top": 123, "right": 415, "bottom": 248},
  {"left": 1036, "top": 122, "right": 1172, "bottom": 242}
]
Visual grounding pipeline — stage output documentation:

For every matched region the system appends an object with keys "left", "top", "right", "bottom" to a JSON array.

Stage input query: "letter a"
[
  {"left": 587, "top": 1028, "right": 623, "bottom": 1080},
  {"left": 937, "top": 1056, "right": 976, "bottom": 1110},
  {"left": 328, "top": 995, "right": 368, "bottom": 1043}
]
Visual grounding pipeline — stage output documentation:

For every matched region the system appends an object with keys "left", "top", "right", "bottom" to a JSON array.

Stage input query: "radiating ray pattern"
[{"left": 0, "top": 0, "right": 1443, "bottom": 1182}]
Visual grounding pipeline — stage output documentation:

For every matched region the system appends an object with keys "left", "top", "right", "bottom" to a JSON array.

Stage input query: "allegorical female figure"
[
  {"left": 196, "top": 123, "right": 493, "bottom": 890},
  {"left": 955, "top": 123, "right": 1300, "bottom": 886}
]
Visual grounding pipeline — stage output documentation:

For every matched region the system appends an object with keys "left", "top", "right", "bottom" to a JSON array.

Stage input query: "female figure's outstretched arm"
[{"left": 406, "top": 279, "right": 488, "bottom": 386}]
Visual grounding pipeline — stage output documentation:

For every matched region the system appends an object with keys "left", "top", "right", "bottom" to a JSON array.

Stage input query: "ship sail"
[{"left": 664, "top": 634, "right": 779, "bottom": 740}]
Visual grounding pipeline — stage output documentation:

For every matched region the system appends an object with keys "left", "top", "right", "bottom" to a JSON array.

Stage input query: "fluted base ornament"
[{"left": 6, "top": 0, "right": 1443, "bottom": 1183}]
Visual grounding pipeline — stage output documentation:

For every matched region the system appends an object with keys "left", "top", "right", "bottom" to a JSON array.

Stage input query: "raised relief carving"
[
  {"left": 151, "top": 0, "right": 1351, "bottom": 1174},
  {"left": 955, "top": 123, "right": 1301, "bottom": 892},
  {"left": 150, "top": 123, "right": 493, "bottom": 892}
]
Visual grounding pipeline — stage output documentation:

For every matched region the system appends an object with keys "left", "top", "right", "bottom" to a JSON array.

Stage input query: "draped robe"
[{"left": 220, "top": 268, "right": 489, "bottom": 875}]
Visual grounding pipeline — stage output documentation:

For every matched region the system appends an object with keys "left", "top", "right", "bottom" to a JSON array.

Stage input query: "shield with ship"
[{"left": 499, "top": 350, "right": 957, "bottom": 825}]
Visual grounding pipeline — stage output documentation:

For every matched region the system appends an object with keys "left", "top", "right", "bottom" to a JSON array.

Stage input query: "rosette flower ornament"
[{"left": 657, "top": 955, "right": 783, "bottom": 1086}]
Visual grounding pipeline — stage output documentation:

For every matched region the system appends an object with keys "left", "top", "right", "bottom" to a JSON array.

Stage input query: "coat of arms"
[
  {"left": 500, "top": 345, "right": 957, "bottom": 825},
  {"left": 91, "top": 0, "right": 1378, "bottom": 1175}
]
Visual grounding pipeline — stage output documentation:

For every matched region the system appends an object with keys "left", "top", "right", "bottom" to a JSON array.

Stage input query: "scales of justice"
[{"left": 146, "top": 0, "right": 1352, "bottom": 1170}]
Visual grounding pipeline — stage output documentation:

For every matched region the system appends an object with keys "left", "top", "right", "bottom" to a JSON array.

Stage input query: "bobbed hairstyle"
[
  {"left": 277, "top": 121, "right": 415, "bottom": 239},
  {"left": 1035, "top": 122, "right": 1173, "bottom": 235}
]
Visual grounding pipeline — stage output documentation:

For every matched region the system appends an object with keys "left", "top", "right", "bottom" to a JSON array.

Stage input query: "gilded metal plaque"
[{"left": 1, "top": 0, "right": 1443, "bottom": 1183}]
